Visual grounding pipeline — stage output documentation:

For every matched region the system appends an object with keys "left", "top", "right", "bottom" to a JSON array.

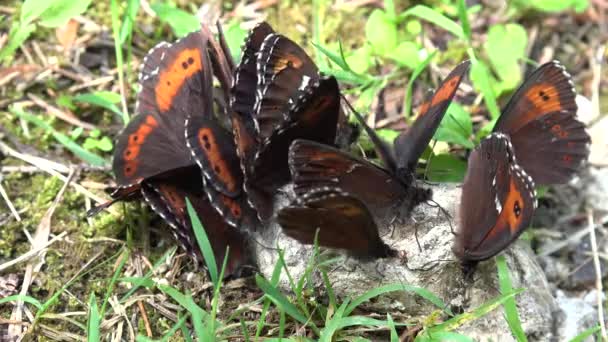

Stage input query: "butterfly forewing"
[{"left": 393, "top": 60, "right": 471, "bottom": 174}]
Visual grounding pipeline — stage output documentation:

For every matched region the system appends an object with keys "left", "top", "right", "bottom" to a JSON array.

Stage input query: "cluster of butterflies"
[{"left": 89, "top": 21, "right": 590, "bottom": 279}]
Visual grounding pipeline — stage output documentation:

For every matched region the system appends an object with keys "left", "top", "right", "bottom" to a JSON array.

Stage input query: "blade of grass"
[
  {"left": 496, "top": 255, "right": 527, "bottom": 341},
  {"left": 469, "top": 58, "right": 501, "bottom": 119},
  {"left": 119, "top": 0, "right": 140, "bottom": 44},
  {"left": 569, "top": 325, "right": 601, "bottom": 342},
  {"left": 87, "top": 294, "right": 100, "bottom": 342},
  {"left": 100, "top": 249, "right": 129, "bottom": 316},
  {"left": 457, "top": 0, "right": 472, "bottom": 42},
  {"left": 0, "top": 294, "right": 42, "bottom": 309},
  {"left": 387, "top": 314, "right": 398, "bottom": 342},
  {"left": 255, "top": 248, "right": 287, "bottom": 338},
  {"left": 425, "top": 288, "right": 524, "bottom": 334},
  {"left": 186, "top": 198, "right": 218, "bottom": 287},
  {"left": 119, "top": 246, "right": 177, "bottom": 302},
  {"left": 403, "top": 51, "right": 436, "bottom": 117},
  {"left": 399, "top": 5, "right": 464, "bottom": 39},
  {"left": 255, "top": 275, "right": 309, "bottom": 325},
  {"left": 344, "top": 283, "right": 452, "bottom": 317},
  {"left": 10, "top": 106, "right": 108, "bottom": 166},
  {"left": 110, "top": 0, "right": 130, "bottom": 124}
]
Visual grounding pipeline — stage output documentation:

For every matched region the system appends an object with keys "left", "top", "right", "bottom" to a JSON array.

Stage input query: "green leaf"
[
  {"left": 345, "top": 46, "right": 372, "bottom": 74},
  {"left": 73, "top": 91, "right": 123, "bottom": 118},
  {"left": 365, "top": 9, "right": 398, "bottom": 56},
  {"left": 416, "top": 331, "right": 473, "bottom": 342},
  {"left": 530, "top": 0, "right": 588, "bottom": 12},
  {"left": 485, "top": 24, "right": 527, "bottom": 93},
  {"left": 387, "top": 41, "right": 422, "bottom": 70},
  {"left": 434, "top": 103, "right": 474, "bottom": 148},
  {"left": 470, "top": 60, "right": 501, "bottom": 119},
  {"left": 21, "top": 0, "right": 53, "bottom": 24},
  {"left": 426, "top": 154, "right": 467, "bottom": 183},
  {"left": 151, "top": 3, "right": 200, "bottom": 37},
  {"left": 496, "top": 256, "right": 527, "bottom": 342},
  {"left": 87, "top": 294, "right": 100, "bottom": 342},
  {"left": 399, "top": 5, "right": 464, "bottom": 39},
  {"left": 224, "top": 20, "right": 249, "bottom": 63},
  {"left": 186, "top": 198, "right": 218, "bottom": 287},
  {"left": 568, "top": 325, "right": 601, "bottom": 342},
  {"left": 38, "top": 0, "right": 92, "bottom": 27},
  {"left": 387, "top": 314, "right": 399, "bottom": 342}
]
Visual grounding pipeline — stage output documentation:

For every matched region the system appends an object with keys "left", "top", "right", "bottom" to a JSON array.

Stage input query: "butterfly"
[
  {"left": 91, "top": 27, "right": 256, "bottom": 278},
  {"left": 229, "top": 22, "right": 342, "bottom": 221},
  {"left": 288, "top": 60, "right": 471, "bottom": 218},
  {"left": 454, "top": 61, "right": 590, "bottom": 276},
  {"left": 277, "top": 187, "right": 396, "bottom": 258},
  {"left": 454, "top": 133, "right": 536, "bottom": 276}
]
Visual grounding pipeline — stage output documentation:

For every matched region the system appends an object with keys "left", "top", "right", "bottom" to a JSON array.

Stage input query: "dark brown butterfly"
[
  {"left": 229, "top": 23, "right": 342, "bottom": 222},
  {"left": 288, "top": 60, "right": 471, "bottom": 218},
  {"left": 454, "top": 133, "right": 536, "bottom": 275},
  {"left": 277, "top": 187, "right": 396, "bottom": 258},
  {"left": 492, "top": 61, "right": 590, "bottom": 184},
  {"left": 90, "top": 27, "right": 255, "bottom": 278}
]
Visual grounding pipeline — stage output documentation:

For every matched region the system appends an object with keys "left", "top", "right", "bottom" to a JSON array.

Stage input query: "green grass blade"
[
  {"left": 151, "top": 3, "right": 200, "bottom": 37},
  {"left": 119, "top": 246, "right": 177, "bottom": 302},
  {"left": 387, "top": 314, "right": 398, "bottom": 342},
  {"left": 457, "top": 0, "right": 472, "bottom": 42},
  {"left": 496, "top": 256, "right": 527, "bottom": 341},
  {"left": 470, "top": 59, "right": 501, "bottom": 119},
  {"left": 0, "top": 294, "right": 43, "bottom": 309},
  {"left": 186, "top": 197, "right": 218, "bottom": 287},
  {"left": 416, "top": 331, "right": 473, "bottom": 342},
  {"left": 344, "top": 283, "right": 452, "bottom": 317},
  {"left": 569, "top": 325, "right": 601, "bottom": 342},
  {"left": 425, "top": 288, "right": 524, "bottom": 334},
  {"left": 119, "top": 0, "right": 140, "bottom": 44},
  {"left": 100, "top": 249, "right": 129, "bottom": 316},
  {"left": 158, "top": 284, "right": 213, "bottom": 340},
  {"left": 255, "top": 274, "right": 309, "bottom": 325},
  {"left": 321, "top": 316, "right": 398, "bottom": 340},
  {"left": 255, "top": 248, "right": 287, "bottom": 338},
  {"left": 73, "top": 91, "right": 123, "bottom": 118},
  {"left": 110, "top": 0, "right": 130, "bottom": 124},
  {"left": 320, "top": 299, "right": 351, "bottom": 342},
  {"left": 10, "top": 106, "right": 108, "bottom": 166},
  {"left": 135, "top": 313, "right": 188, "bottom": 342},
  {"left": 403, "top": 51, "right": 437, "bottom": 117},
  {"left": 87, "top": 294, "right": 100, "bottom": 342},
  {"left": 399, "top": 5, "right": 464, "bottom": 39}
]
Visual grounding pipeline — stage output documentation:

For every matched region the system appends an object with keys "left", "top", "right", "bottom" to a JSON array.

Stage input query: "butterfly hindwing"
[{"left": 277, "top": 187, "right": 395, "bottom": 258}]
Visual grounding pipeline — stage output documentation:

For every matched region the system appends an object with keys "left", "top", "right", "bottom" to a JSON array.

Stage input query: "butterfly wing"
[
  {"left": 140, "top": 168, "right": 253, "bottom": 278},
  {"left": 455, "top": 133, "right": 536, "bottom": 264},
  {"left": 185, "top": 114, "right": 243, "bottom": 197},
  {"left": 507, "top": 111, "right": 590, "bottom": 184},
  {"left": 493, "top": 61, "right": 577, "bottom": 134},
  {"left": 289, "top": 139, "right": 411, "bottom": 213},
  {"left": 277, "top": 188, "right": 395, "bottom": 258},
  {"left": 231, "top": 22, "right": 275, "bottom": 117},
  {"left": 245, "top": 76, "right": 341, "bottom": 221},
  {"left": 253, "top": 34, "right": 319, "bottom": 138},
  {"left": 113, "top": 30, "right": 211, "bottom": 186},
  {"left": 393, "top": 60, "right": 471, "bottom": 175}
]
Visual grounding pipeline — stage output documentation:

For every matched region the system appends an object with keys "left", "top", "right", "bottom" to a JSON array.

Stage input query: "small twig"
[
  {"left": 0, "top": 177, "right": 21, "bottom": 221},
  {"left": 137, "top": 301, "right": 153, "bottom": 337},
  {"left": 27, "top": 94, "right": 97, "bottom": 130},
  {"left": 587, "top": 208, "right": 607, "bottom": 339}
]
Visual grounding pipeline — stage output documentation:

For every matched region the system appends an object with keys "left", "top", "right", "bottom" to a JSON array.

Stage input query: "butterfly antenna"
[{"left": 426, "top": 198, "right": 455, "bottom": 235}]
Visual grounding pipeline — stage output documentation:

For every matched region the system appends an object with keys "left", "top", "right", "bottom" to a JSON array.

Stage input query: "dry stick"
[
  {"left": 0, "top": 141, "right": 118, "bottom": 214},
  {"left": 10, "top": 170, "right": 74, "bottom": 341},
  {"left": 0, "top": 178, "right": 21, "bottom": 221},
  {"left": 26, "top": 94, "right": 97, "bottom": 130},
  {"left": 0, "top": 232, "right": 68, "bottom": 272},
  {"left": 587, "top": 208, "right": 607, "bottom": 339}
]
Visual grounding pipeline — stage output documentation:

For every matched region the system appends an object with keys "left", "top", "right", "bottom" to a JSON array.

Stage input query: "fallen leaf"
[{"left": 55, "top": 18, "right": 79, "bottom": 51}]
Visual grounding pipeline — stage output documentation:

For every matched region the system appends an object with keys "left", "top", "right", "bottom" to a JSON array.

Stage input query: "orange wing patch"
[
  {"left": 155, "top": 48, "right": 203, "bottom": 112},
  {"left": 486, "top": 177, "right": 526, "bottom": 241},
  {"left": 123, "top": 115, "right": 159, "bottom": 177},
  {"left": 521, "top": 83, "right": 563, "bottom": 124},
  {"left": 430, "top": 75, "right": 462, "bottom": 107},
  {"left": 272, "top": 54, "right": 304, "bottom": 73},
  {"left": 197, "top": 127, "right": 239, "bottom": 194}
]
